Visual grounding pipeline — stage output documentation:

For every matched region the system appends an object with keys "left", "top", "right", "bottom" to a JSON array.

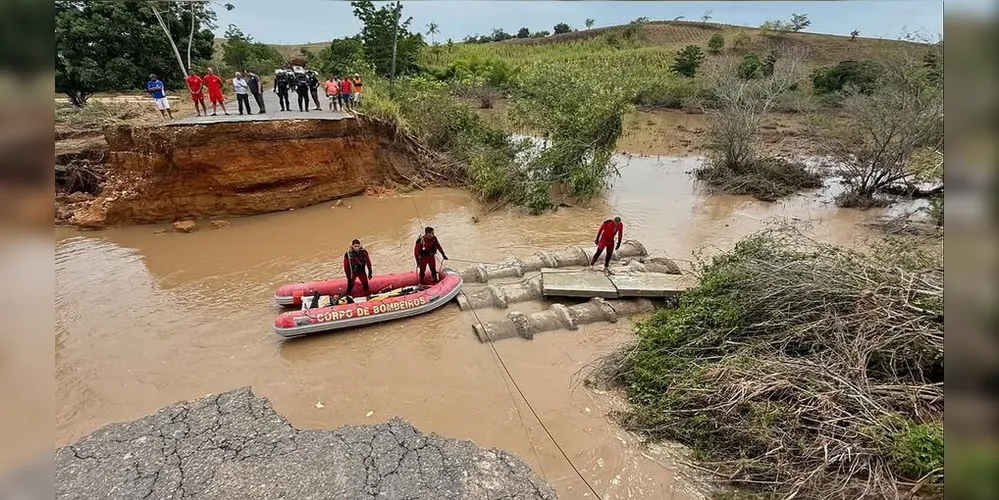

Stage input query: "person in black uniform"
[
  {"left": 307, "top": 71, "right": 322, "bottom": 111},
  {"left": 294, "top": 69, "right": 310, "bottom": 112},
  {"left": 273, "top": 68, "right": 291, "bottom": 112},
  {"left": 246, "top": 69, "right": 266, "bottom": 114}
]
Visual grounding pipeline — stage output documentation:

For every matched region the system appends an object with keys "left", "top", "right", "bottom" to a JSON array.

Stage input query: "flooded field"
[{"left": 54, "top": 153, "right": 916, "bottom": 498}]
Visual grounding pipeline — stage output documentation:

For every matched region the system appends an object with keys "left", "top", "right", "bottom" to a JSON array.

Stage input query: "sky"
[{"left": 210, "top": 1, "right": 958, "bottom": 45}]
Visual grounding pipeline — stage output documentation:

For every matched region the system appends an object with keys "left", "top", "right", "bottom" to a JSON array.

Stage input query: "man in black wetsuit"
[
  {"left": 273, "top": 68, "right": 291, "bottom": 112},
  {"left": 293, "top": 68, "right": 310, "bottom": 112},
  {"left": 307, "top": 71, "right": 322, "bottom": 111}
]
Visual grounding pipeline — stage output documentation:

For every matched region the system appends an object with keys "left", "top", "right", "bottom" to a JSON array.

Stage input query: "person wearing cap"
[{"left": 146, "top": 74, "right": 173, "bottom": 120}]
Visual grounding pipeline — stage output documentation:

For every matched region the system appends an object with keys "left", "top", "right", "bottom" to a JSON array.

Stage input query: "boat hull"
[
  {"left": 274, "top": 271, "right": 431, "bottom": 306},
  {"left": 273, "top": 270, "right": 463, "bottom": 339}
]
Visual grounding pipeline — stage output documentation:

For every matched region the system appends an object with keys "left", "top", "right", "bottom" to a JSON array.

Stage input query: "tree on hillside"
[
  {"left": 55, "top": 0, "right": 217, "bottom": 106},
  {"left": 531, "top": 30, "right": 551, "bottom": 38},
  {"left": 221, "top": 24, "right": 283, "bottom": 73},
  {"left": 553, "top": 22, "right": 571, "bottom": 34},
  {"left": 585, "top": 18, "right": 595, "bottom": 29},
  {"left": 426, "top": 22, "right": 439, "bottom": 45},
  {"left": 517, "top": 27, "right": 530, "bottom": 38},
  {"left": 490, "top": 28, "right": 513, "bottom": 42},
  {"left": 351, "top": 0, "right": 424, "bottom": 77},
  {"left": 426, "top": 22, "right": 440, "bottom": 60},
  {"left": 707, "top": 33, "right": 725, "bottom": 54},
  {"left": 315, "top": 36, "right": 365, "bottom": 76},
  {"left": 700, "top": 9, "right": 713, "bottom": 24},
  {"left": 789, "top": 13, "right": 810, "bottom": 32},
  {"left": 672, "top": 45, "right": 705, "bottom": 78},
  {"left": 850, "top": 29, "right": 860, "bottom": 41}
]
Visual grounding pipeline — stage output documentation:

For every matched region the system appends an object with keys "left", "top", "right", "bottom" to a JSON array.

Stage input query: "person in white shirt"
[{"left": 232, "top": 72, "right": 252, "bottom": 115}]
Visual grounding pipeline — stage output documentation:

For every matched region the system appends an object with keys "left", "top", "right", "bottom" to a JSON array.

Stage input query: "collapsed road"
[{"left": 55, "top": 387, "right": 556, "bottom": 500}]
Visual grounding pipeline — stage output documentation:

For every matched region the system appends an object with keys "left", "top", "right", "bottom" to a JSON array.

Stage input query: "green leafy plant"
[{"left": 672, "top": 45, "right": 705, "bottom": 78}]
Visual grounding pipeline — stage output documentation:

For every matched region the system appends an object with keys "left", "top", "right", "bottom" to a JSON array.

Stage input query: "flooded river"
[{"left": 55, "top": 154, "right": 914, "bottom": 499}]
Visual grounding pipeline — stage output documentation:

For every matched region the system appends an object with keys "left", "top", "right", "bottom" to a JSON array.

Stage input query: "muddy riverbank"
[{"left": 55, "top": 152, "right": 919, "bottom": 499}]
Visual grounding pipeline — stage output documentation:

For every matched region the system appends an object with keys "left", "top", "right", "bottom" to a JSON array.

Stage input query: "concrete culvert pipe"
[
  {"left": 472, "top": 297, "right": 656, "bottom": 342},
  {"left": 458, "top": 239, "right": 649, "bottom": 283}
]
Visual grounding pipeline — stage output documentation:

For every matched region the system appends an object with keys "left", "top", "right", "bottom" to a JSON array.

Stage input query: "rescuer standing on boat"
[
  {"left": 414, "top": 227, "right": 448, "bottom": 284},
  {"left": 590, "top": 216, "right": 624, "bottom": 271},
  {"left": 343, "top": 239, "right": 373, "bottom": 296}
]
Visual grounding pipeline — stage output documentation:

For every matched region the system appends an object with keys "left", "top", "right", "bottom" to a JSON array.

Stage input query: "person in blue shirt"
[{"left": 146, "top": 74, "right": 174, "bottom": 120}]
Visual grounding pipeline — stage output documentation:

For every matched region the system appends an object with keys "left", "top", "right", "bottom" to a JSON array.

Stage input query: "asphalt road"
[
  {"left": 169, "top": 85, "right": 355, "bottom": 126},
  {"left": 55, "top": 387, "right": 557, "bottom": 500}
]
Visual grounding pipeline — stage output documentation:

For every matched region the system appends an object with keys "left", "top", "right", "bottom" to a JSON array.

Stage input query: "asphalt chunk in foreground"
[{"left": 55, "top": 387, "right": 557, "bottom": 500}]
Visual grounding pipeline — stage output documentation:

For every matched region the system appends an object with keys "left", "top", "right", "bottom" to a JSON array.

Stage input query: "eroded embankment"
[
  {"left": 55, "top": 387, "right": 557, "bottom": 500},
  {"left": 65, "top": 118, "right": 422, "bottom": 228}
]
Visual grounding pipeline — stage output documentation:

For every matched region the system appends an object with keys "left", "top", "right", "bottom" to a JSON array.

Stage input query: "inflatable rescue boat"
[{"left": 272, "top": 269, "right": 463, "bottom": 339}]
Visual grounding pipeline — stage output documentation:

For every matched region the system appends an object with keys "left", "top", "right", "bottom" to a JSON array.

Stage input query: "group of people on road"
[
  {"left": 337, "top": 217, "right": 624, "bottom": 300},
  {"left": 272, "top": 67, "right": 363, "bottom": 113},
  {"left": 146, "top": 66, "right": 364, "bottom": 119},
  {"left": 179, "top": 67, "right": 266, "bottom": 117}
]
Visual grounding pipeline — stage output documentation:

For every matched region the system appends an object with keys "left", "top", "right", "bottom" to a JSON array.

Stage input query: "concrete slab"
[
  {"left": 540, "top": 269, "right": 618, "bottom": 298},
  {"left": 609, "top": 273, "right": 694, "bottom": 297}
]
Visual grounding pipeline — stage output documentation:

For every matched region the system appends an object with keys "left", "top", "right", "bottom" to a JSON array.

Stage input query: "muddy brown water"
[{"left": 54, "top": 154, "right": 920, "bottom": 499}]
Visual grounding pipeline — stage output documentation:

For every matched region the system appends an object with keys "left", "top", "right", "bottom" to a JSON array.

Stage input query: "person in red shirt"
[
  {"left": 590, "top": 216, "right": 624, "bottom": 270},
  {"left": 185, "top": 69, "right": 207, "bottom": 117},
  {"left": 414, "top": 227, "right": 448, "bottom": 284},
  {"left": 339, "top": 77, "right": 353, "bottom": 112},
  {"left": 342, "top": 239, "right": 373, "bottom": 297},
  {"left": 202, "top": 67, "right": 229, "bottom": 116}
]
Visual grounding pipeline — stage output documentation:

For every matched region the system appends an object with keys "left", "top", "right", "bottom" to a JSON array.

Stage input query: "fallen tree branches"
[{"left": 594, "top": 224, "right": 944, "bottom": 499}]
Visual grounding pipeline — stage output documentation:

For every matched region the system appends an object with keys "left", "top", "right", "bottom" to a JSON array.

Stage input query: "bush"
[
  {"left": 695, "top": 156, "right": 821, "bottom": 201},
  {"left": 707, "top": 33, "right": 725, "bottom": 54},
  {"left": 737, "top": 53, "right": 762, "bottom": 79},
  {"left": 732, "top": 30, "right": 751, "bottom": 50},
  {"left": 508, "top": 60, "right": 633, "bottom": 212},
  {"left": 823, "top": 57, "right": 943, "bottom": 204},
  {"left": 595, "top": 225, "right": 944, "bottom": 499},
  {"left": 672, "top": 45, "right": 705, "bottom": 78},
  {"left": 811, "top": 59, "right": 884, "bottom": 95}
]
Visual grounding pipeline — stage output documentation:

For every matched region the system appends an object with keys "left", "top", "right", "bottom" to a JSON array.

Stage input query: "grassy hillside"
[{"left": 263, "top": 20, "right": 922, "bottom": 70}]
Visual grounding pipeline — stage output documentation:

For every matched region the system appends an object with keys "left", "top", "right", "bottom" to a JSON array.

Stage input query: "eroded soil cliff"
[{"left": 63, "top": 117, "right": 419, "bottom": 228}]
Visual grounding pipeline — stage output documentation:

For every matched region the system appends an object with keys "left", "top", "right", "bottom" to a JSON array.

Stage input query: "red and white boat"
[{"left": 272, "top": 269, "right": 464, "bottom": 339}]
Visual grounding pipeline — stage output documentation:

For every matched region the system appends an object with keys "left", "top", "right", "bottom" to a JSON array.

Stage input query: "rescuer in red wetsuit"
[
  {"left": 590, "top": 217, "right": 624, "bottom": 270},
  {"left": 414, "top": 227, "right": 448, "bottom": 284},
  {"left": 342, "top": 239, "right": 373, "bottom": 296}
]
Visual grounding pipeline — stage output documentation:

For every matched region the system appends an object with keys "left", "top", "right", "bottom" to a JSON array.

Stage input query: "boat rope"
[{"left": 408, "top": 195, "right": 603, "bottom": 500}]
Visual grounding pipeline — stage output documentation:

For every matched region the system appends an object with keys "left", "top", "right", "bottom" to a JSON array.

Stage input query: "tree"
[
  {"left": 707, "top": 33, "right": 725, "bottom": 54},
  {"left": 517, "top": 27, "right": 530, "bottom": 38},
  {"left": 315, "top": 36, "right": 365, "bottom": 76},
  {"left": 351, "top": 0, "right": 424, "bottom": 77},
  {"left": 762, "top": 49, "right": 778, "bottom": 77},
  {"left": 823, "top": 55, "right": 943, "bottom": 205},
  {"left": 55, "top": 0, "right": 217, "bottom": 106},
  {"left": 490, "top": 28, "right": 512, "bottom": 42},
  {"left": 700, "top": 9, "right": 713, "bottom": 24},
  {"left": 850, "top": 29, "right": 860, "bottom": 41},
  {"left": 426, "top": 22, "right": 439, "bottom": 45},
  {"left": 585, "top": 18, "right": 595, "bottom": 29},
  {"left": 672, "top": 45, "right": 704, "bottom": 78},
  {"left": 700, "top": 46, "right": 811, "bottom": 192},
  {"left": 531, "top": 30, "right": 551, "bottom": 38},
  {"left": 553, "top": 22, "right": 571, "bottom": 35},
  {"left": 789, "top": 13, "right": 810, "bottom": 32}
]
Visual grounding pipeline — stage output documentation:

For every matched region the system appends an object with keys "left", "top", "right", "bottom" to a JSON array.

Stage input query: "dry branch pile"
[{"left": 596, "top": 224, "right": 944, "bottom": 499}]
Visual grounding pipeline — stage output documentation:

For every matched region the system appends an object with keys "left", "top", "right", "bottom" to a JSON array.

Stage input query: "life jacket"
[
  {"left": 346, "top": 247, "right": 369, "bottom": 270},
  {"left": 416, "top": 235, "right": 439, "bottom": 256}
]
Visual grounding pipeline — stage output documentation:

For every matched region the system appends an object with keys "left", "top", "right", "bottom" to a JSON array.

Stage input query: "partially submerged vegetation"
[{"left": 592, "top": 224, "right": 944, "bottom": 499}]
